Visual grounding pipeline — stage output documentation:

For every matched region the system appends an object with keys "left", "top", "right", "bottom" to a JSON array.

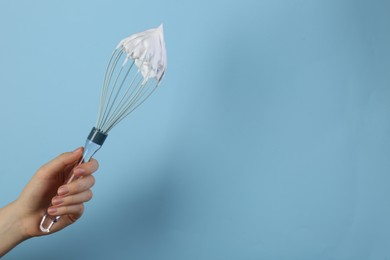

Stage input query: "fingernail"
[
  {"left": 58, "top": 186, "right": 69, "bottom": 196},
  {"left": 74, "top": 167, "right": 85, "bottom": 176},
  {"left": 72, "top": 147, "right": 82, "bottom": 153},
  {"left": 48, "top": 207, "right": 57, "bottom": 215},
  {"left": 52, "top": 197, "right": 64, "bottom": 206}
]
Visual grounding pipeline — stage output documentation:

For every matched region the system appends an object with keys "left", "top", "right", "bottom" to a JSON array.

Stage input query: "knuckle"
[
  {"left": 59, "top": 152, "right": 68, "bottom": 157},
  {"left": 36, "top": 167, "right": 46, "bottom": 177},
  {"left": 69, "top": 181, "right": 82, "bottom": 193},
  {"left": 89, "top": 175, "right": 96, "bottom": 186},
  {"left": 76, "top": 180, "right": 85, "bottom": 191},
  {"left": 86, "top": 190, "right": 93, "bottom": 201},
  {"left": 92, "top": 159, "right": 99, "bottom": 171},
  {"left": 71, "top": 175, "right": 95, "bottom": 193},
  {"left": 58, "top": 153, "right": 70, "bottom": 165},
  {"left": 85, "top": 160, "right": 99, "bottom": 173},
  {"left": 37, "top": 162, "right": 53, "bottom": 175},
  {"left": 66, "top": 195, "right": 74, "bottom": 205},
  {"left": 59, "top": 205, "right": 68, "bottom": 215},
  {"left": 77, "top": 204, "right": 85, "bottom": 213}
]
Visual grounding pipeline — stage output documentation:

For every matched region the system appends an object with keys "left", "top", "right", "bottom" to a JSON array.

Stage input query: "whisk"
[{"left": 39, "top": 24, "right": 167, "bottom": 232}]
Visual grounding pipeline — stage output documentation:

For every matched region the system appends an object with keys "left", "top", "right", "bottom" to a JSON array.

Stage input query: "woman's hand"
[{"left": 0, "top": 147, "right": 99, "bottom": 256}]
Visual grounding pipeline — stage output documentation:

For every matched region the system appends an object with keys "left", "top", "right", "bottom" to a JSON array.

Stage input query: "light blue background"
[{"left": 1, "top": 0, "right": 390, "bottom": 259}]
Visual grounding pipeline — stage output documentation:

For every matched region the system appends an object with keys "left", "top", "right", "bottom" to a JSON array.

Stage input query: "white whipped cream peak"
[{"left": 116, "top": 24, "right": 167, "bottom": 84}]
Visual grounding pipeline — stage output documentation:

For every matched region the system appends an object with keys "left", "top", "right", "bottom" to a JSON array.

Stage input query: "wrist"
[
  {"left": 0, "top": 201, "right": 30, "bottom": 256},
  {"left": 10, "top": 200, "right": 32, "bottom": 240}
]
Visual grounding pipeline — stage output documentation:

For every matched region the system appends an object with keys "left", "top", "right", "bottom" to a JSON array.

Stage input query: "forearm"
[{"left": 0, "top": 201, "right": 29, "bottom": 257}]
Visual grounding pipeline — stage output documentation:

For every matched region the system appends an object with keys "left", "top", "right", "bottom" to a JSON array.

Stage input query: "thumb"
[{"left": 36, "top": 147, "right": 83, "bottom": 179}]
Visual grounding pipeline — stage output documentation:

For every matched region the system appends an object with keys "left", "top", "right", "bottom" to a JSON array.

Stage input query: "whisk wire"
[
  {"left": 102, "top": 73, "right": 148, "bottom": 133},
  {"left": 99, "top": 60, "right": 135, "bottom": 130},
  {"left": 97, "top": 49, "right": 124, "bottom": 128},
  {"left": 95, "top": 41, "right": 163, "bottom": 134},
  {"left": 102, "top": 72, "right": 144, "bottom": 131},
  {"left": 99, "top": 65, "right": 125, "bottom": 129},
  {"left": 106, "top": 81, "right": 158, "bottom": 133},
  {"left": 122, "top": 82, "right": 158, "bottom": 118},
  {"left": 107, "top": 70, "right": 141, "bottom": 121},
  {"left": 96, "top": 49, "right": 160, "bottom": 133}
]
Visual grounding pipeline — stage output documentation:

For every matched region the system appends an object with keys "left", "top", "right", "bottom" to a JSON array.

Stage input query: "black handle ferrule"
[{"left": 87, "top": 127, "right": 108, "bottom": 145}]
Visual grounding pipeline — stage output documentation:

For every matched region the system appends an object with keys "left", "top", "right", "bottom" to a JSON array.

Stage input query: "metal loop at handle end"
[{"left": 40, "top": 214, "right": 59, "bottom": 233}]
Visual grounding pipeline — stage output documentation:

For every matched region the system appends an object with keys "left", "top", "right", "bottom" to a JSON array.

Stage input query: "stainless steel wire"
[{"left": 96, "top": 47, "right": 159, "bottom": 134}]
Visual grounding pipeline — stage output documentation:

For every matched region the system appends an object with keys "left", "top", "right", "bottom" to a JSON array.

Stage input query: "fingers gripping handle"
[{"left": 39, "top": 128, "right": 107, "bottom": 233}]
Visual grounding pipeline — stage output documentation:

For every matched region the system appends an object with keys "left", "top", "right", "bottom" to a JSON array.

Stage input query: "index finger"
[{"left": 73, "top": 158, "right": 99, "bottom": 177}]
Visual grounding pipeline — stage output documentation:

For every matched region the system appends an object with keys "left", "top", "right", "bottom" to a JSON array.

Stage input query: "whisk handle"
[{"left": 39, "top": 128, "right": 107, "bottom": 233}]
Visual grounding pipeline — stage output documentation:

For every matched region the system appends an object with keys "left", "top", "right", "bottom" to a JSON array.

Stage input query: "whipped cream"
[{"left": 116, "top": 24, "right": 167, "bottom": 84}]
